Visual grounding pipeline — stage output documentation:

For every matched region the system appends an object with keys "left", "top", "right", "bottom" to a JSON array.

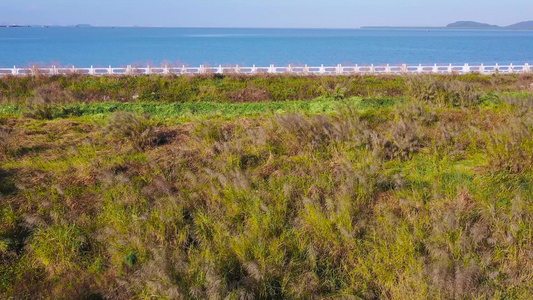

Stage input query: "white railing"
[{"left": 0, "top": 63, "right": 531, "bottom": 76}]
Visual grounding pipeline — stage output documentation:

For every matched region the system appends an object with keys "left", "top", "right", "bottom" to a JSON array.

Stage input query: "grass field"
[{"left": 1, "top": 73, "right": 533, "bottom": 299}]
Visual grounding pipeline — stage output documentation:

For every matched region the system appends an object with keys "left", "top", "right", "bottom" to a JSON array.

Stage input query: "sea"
[{"left": 1, "top": 27, "right": 533, "bottom": 68}]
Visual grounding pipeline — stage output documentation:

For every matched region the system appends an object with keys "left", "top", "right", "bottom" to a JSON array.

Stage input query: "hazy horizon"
[{"left": 1, "top": 0, "right": 533, "bottom": 28}]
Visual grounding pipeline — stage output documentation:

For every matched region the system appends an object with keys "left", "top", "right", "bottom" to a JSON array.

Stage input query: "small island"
[
  {"left": 363, "top": 20, "right": 533, "bottom": 30},
  {"left": 446, "top": 21, "right": 499, "bottom": 29}
]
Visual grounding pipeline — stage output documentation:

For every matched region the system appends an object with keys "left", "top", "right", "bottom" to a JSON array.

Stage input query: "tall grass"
[{"left": 1, "top": 74, "right": 533, "bottom": 298}]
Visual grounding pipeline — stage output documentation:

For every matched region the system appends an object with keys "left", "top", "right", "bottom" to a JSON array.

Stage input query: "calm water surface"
[{"left": 1, "top": 27, "right": 533, "bottom": 67}]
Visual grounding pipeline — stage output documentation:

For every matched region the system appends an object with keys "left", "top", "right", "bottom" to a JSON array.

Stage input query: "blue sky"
[{"left": 1, "top": 0, "right": 532, "bottom": 28}]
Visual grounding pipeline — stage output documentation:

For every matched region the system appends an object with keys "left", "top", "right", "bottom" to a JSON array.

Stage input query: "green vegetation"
[
  {"left": 1, "top": 72, "right": 532, "bottom": 105},
  {"left": 0, "top": 97, "right": 397, "bottom": 123},
  {"left": 1, "top": 73, "right": 533, "bottom": 299}
]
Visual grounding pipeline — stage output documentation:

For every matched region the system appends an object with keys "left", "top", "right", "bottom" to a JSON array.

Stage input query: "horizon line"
[{"left": 2, "top": 24, "right": 532, "bottom": 30}]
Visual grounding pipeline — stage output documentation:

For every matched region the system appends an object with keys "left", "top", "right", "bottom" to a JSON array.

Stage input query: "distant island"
[
  {"left": 0, "top": 25, "right": 30, "bottom": 28},
  {"left": 0, "top": 24, "right": 93, "bottom": 28},
  {"left": 446, "top": 21, "right": 499, "bottom": 29},
  {"left": 446, "top": 21, "right": 533, "bottom": 29},
  {"left": 504, "top": 21, "right": 533, "bottom": 29},
  {"left": 363, "top": 20, "right": 533, "bottom": 30}
]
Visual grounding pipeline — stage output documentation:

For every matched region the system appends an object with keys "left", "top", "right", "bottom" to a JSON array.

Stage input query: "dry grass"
[{"left": 103, "top": 111, "right": 158, "bottom": 150}]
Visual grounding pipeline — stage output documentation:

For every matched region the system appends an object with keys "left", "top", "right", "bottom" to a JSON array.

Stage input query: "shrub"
[
  {"left": 501, "top": 94, "right": 533, "bottom": 116},
  {"left": 406, "top": 75, "right": 483, "bottom": 107},
  {"left": 318, "top": 77, "right": 353, "bottom": 100},
  {"left": 485, "top": 116, "right": 533, "bottom": 173},
  {"left": 31, "top": 82, "right": 73, "bottom": 105},
  {"left": 370, "top": 120, "right": 426, "bottom": 161},
  {"left": 227, "top": 85, "right": 272, "bottom": 103},
  {"left": 23, "top": 105, "right": 57, "bottom": 120},
  {"left": 393, "top": 101, "right": 438, "bottom": 125},
  {"left": 103, "top": 111, "right": 157, "bottom": 150}
]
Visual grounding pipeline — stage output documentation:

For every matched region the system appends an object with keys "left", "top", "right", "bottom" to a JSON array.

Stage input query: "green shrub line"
[
  {"left": 0, "top": 92, "right": 525, "bottom": 121},
  {"left": 0, "top": 97, "right": 400, "bottom": 120},
  {"left": 1, "top": 73, "right": 532, "bottom": 105}
]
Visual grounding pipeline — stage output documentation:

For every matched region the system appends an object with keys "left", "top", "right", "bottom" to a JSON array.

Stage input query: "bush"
[
  {"left": 318, "top": 77, "right": 353, "bottom": 100},
  {"left": 103, "top": 111, "right": 157, "bottom": 150},
  {"left": 485, "top": 116, "right": 533, "bottom": 173},
  {"left": 406, "top": 75, "right": 484, "bottom": 107},
  {"left": 31, "top": 82, "right": 73, "bottom": 105},
  {"left": 23, "top": 105, "right": 56, "bottom": 120},
  {"left": 501, "top": 94, "right": 533, "bottom": 116},
  {"left": 227, "top": 85, "right": 272, "bottom": 103}
]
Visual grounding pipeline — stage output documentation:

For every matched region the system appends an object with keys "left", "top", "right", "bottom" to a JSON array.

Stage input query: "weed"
[
  {"left": 29, "top": 225, "right": 88, "bottom": 274},
  {"left": 0, "top": 128, "right": 14, "bottom": 158},
  {"left": 103, "top": 112, "right": 157, "bottom": 150}
]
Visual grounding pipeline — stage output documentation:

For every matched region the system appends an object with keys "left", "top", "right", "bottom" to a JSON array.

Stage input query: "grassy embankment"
[{"left": 1, "top": 73, "right": 533, "bottom": 299}]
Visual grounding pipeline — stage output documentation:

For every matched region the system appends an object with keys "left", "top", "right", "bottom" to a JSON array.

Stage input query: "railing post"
[
  {"left": 12, "top": 66, "right": 17, "bottom": 75},
  {"left": 108, "top": 65, "right": 112, "bottom": 75},
  {"left": 509, "top": 63, "right": 514, "bottom": 73},
  {"left": 252, "top": 64, "right": 256, "bottom": 74},
  {"left": 304, "top": 64, "right": 309, "bottom": 74},
  {"left": 89, "top": 65, "right": 95, "bottom": 75},
  {"left": 337, "top": 64, "right": 342, "bottom": 74},
  {"left": 146, "top": 65, "right": 151, "bottom": 75},
  {"left": 269, "top": 64, "right": 275, "bottom": 74},
  {"left": 385, "top": 64, "right": 391, "bottom": 73},
  {"left": 525, "top": 63, "right": 530, "bottom": 73}
]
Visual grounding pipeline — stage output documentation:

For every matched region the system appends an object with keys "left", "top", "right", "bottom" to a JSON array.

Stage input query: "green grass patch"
[{"left": 0, "top": 96, "right": 399, "bottom": 122}]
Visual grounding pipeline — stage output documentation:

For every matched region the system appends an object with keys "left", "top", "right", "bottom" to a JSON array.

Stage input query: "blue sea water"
[{"left": 1, "top": 27, "right": 533, "bottom": 67}]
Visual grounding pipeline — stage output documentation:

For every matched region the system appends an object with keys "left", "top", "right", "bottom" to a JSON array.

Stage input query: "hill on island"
[
  {"left": 446, "top": 21, "right": 500, "bottom": 28},
  {"left": 446, "top": 20, "right": 533, "bottom": 29},
  {"left": 363, "top": 20, "right": 533, "bottom": 30},
  {"left": 507, "top": 21, "right": 533, "bottom": 29}
]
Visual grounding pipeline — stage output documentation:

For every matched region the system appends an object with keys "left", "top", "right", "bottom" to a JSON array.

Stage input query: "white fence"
[{"left": 0, "top": 63, "right": 531, "bottom": 76}]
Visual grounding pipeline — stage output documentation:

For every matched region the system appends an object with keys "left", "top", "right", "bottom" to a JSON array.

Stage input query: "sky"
[{"left": 1, "top": 0, "right": 532, "bottom": 28}]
